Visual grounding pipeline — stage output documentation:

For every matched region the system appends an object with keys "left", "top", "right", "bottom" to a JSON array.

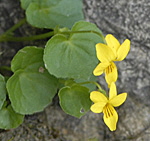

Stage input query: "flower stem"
[
  {"left": 78, "top": 81, "right": 102, "bottom": 90},
  {"left": 78, "top": 81, "right": 107, "bottom": 96}
]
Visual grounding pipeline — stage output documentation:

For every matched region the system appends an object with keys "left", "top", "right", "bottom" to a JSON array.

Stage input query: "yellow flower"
[
  {"left": 90, "top": 82, "right": 127, "bottom": 131},
  {"left": 93, "top": 34, "right": 130, "bottom": 85}
]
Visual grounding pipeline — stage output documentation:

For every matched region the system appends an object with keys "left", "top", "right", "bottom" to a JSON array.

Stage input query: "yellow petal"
[
  {"left": 93, "top": 62, "right": 110, "bottom": 76},
  {"left": 116, "top": 39, "right": 130, "bottom": 61},
  {"left": 96, "top": 43, "right": 116, "bottom": 63},
  {"left": 103, "top": 104, "right": 118, "bottom": 131},
  {"left": 109, "top": 93, "right": 127, "bottom": 107},
  {"left": 109, "top": 82, "right": 117, "bottom": 100},
  {"left": 105, "top": 34, "right": 120, "bottom": 51},
  {"left": 105, "top": 62, "right": 118, "bottom": 86},
  {"left": 90, "top": 102, "right": 106, "bottom": 113},
  {"left": 90, "top": 91, "right": 108, "bottom": 103}
]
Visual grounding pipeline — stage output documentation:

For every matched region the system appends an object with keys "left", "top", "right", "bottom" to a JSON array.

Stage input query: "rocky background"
[{"left": 0, "top": 0, "right": 150, "bottom": 140}]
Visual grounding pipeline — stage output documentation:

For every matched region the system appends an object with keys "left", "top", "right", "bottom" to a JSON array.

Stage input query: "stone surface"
[
  {"left": 0, "top": 0, "right": 150, "bottom": 140},
  {"left": 83, "top": 0, "right": 150, "bottom": 140}
]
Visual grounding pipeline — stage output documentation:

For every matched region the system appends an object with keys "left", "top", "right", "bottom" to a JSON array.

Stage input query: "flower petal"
[
  {"left": 116, "top": 39, "right": 130, "bottom": 61},
  {"left": 105, "top": 62, "right": 118, "bottom": 86},
  {"left": 93, "top": 62, "right": 110, "bottom": 76},
  {"left": 96, "top": 43, "right": 116, "bottom": 62},
  {"left": 109, "top": 82, "right": 117, "bottom": 100},
  {"left": 90, "top": 102, "right": 106, "bottom": 113},
  {"left": 105, "top": 34, "right": 120, "bottom": 51},
  {"left": 90, "top": 91, "right": 108, "bottom": 103},
  {"left": 103, "top": 105, "right": 118, "bottom": 131},
  {"left": 109, "top": 93, "right": 127, "bottom": 107}
]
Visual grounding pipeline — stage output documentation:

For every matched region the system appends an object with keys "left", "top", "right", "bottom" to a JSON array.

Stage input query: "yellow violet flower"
[
  {"left": 90, "top": 82, "right": 127, "bottom": 131},
  {"left": 93, "top": 34, "right": 130, "bottom": 85}
]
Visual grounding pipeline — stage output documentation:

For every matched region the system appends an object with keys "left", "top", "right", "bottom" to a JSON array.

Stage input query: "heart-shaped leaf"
[
  {"left": 59, "top": 84, "right": 92, "bottom": 118},
  {"left": 23, "top": 0, "right": 84, "bottom": 29},
  {"left": 7, "top": 47, "right": 58, "bottom": 114},
  {"left": 44, "top": 21, "right": 104, "bottom": 79},
  {"left": 0, "top": 74, "right": 6, "bottom": 110},
  {"left": 11, "top": 46, "right": 44, "bottom": 72},
  {"left": 20, "top": 0, "right": 36, "bottom": 10},
  {"left": 0, "top": 104, "right": 24, "bottom": 130},
  {"left": 7, "top": 70, "right": 58, "bottom": 115}
]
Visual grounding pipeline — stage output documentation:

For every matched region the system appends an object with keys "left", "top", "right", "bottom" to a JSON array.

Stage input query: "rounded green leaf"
[
  {"left": 0, "top": 74, "right": 6, "bottom": 110},
  {"left": 25, "top": 0, "right": 84, "bottom": 29},
  {"left": 20, "top": 0, "right": 36, "bottom": 10},
  {"left": 11, "top": 46, "right": 44, "bottom": 72},
  {"left": 7, "top": 70, "right": 58, "bottom": 115},
  {"left": 0, "top": 104, "right": 24, "bottom": 130},
  {"left": 8, "top": 46, "right": 59, "bottom": 114},
  {"left": 58, "top": 85, "right": 92, "bottom": 118},
  {"left": 44, "top": 21, "right": 104, "bottom": 79},
  {"left": 7, "top": 47, "right": 58, "bottom": 114}
]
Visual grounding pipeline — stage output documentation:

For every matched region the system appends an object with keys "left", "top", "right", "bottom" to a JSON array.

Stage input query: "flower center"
[
  {"left": 103, "top": 104, "right": 114, "bottom": 118},
  {"left": 105, "top": 64, "right": 114, "bottom": 74}
]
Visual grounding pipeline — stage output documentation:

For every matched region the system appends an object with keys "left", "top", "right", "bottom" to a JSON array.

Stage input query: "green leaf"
[
  {"left": 44, "top": 21, "right": 104, "bottom": 79},
  {"left": 7, "top": 70, "right": 58, "bottom": 115},
  {"left": 11, "top": 46, "right": 44, "bottom": 72},
  {"left": 20, "top": 0, "right": 64, "bottom": 10},
  {"left": 0, "top": 104, "right": 24, "bottom": 130},
  {"left": 7, "top": 47, "right": 58, "bottom": 114},
  {"left": 20, "top": 0, "right": 35, "bottom": 10},
  {"left": 0, "top": 74, "right": 6, "bottom": 110},
  {"left": 24, "top": 0, "right": 84, "bottom": 29},
  {"left": 59, "top": 84, "right": 92, "bottom": 118}
]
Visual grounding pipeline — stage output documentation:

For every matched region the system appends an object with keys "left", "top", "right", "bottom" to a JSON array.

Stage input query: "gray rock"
[{"left": 83, "top": 0, "right": 150, "bottom": 140}]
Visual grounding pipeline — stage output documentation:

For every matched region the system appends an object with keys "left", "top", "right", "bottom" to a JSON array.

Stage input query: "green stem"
[
  {"left": 0, "top": 18, "right": 54, "bottom": 42},
  {"left": 78, "top": 81, "right": 107, "bottom": 96},
  {"left": 3, "top": 18, "right": 26, "bottom": 35},
  {"left": 60, "top": 30, "right": 105, "bottom": 40},
  {"left": 0, "top": 66, "right": 12, "bottom": 71},
  {"left": 78, "top": 81, "right": 102, "bottom": 90},
  {"left": 0, "top": 31, "right": 54, "bottom": 42}
]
